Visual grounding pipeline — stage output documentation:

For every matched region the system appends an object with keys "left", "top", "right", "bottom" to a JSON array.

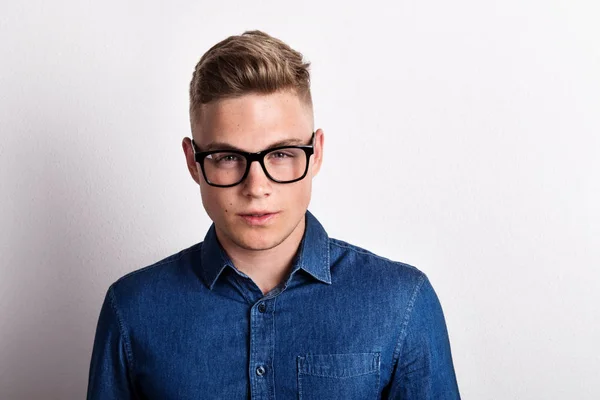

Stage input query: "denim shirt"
[{"left": 87, "top": 210, "right": 460, "bottom": 399}]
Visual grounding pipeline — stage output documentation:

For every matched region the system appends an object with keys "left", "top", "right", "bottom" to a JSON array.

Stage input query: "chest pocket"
[{"left": 297, "top": 352, "right": 381, "bottom": 399}]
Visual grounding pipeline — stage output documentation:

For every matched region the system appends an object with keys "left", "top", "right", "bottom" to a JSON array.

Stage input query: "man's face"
[{"left": 183, "top": 90, "right": 324, "bottom": 252}]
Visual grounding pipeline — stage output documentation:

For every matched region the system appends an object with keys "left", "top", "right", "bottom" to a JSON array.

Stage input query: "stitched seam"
[
  {"left": 325, "top": 238, "right": 331, "bottom": 282},
  {"left": 297, "top": 357, "right": 303, "bottom": 399},
  {"left": 375, "top": 353, "right": 381, "bottom": 397},
  {"left": 304, "top": 352, "right": 378, "bottom": 356},
  {"left": 329, "top": 239, "right": 420, "bottom": 273},
  {"left": 272, "top": 296, "right": 278, "bottom": 400},
  {"left": 115, "top": 243, "right": 203, "bottom": 283},
  {"left": 391, "top": 273, "right": 427, "bottom": 370},
  {"left": 299, "top": 370, "right": 379, "bottom": 378},
  {"left": 299, "top": 353, "right": 381, "bottom": 377},
  {"left": 107, "top": 285, "right": 138, "bottom": 398},
  {"left": 249, "top": 299, "right": 258, "bottom": 398}
]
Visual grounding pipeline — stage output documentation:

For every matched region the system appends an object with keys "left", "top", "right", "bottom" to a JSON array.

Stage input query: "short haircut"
[{"left": 189, "top": 30, "right": 312, "bottom": 125}]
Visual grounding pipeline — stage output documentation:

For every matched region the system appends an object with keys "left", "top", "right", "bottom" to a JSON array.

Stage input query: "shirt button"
[
  {"left": 258, "top": 303, "right": 266, "bottom": 313},
  {"left": 256, "top": 366, "right": 266, "bottom": 376}
]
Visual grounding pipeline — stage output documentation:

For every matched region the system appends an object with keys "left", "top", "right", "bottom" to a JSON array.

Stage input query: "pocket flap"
[{"left": 297, "top": 352, "right": 380, "bottom": 378}]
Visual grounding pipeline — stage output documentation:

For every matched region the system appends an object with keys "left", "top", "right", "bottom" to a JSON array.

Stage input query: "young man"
[{"left": 87, "top": 30, "right": 460, "bottom": 399}]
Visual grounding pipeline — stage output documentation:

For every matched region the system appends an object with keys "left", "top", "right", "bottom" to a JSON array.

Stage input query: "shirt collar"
[{"left": 199, "top": 210, "right": 331, "bottom": 290}]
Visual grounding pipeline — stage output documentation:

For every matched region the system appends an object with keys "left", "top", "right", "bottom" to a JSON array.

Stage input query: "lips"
[
  {"left": 239, "top": 211, "right": 276, "bottom": 217},
  {"left": 238, "top": 211, "right": 279, "bottom": 226}
]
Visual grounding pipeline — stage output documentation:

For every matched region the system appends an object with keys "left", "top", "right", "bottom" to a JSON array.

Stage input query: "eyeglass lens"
[{"left": 203, "top": 147, "right": 308, "bottom": 185}]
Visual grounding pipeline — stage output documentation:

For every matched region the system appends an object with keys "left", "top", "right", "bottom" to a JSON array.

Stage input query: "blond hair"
[{"left": 189, "top": 30, "right": 312, "bottom": 124}]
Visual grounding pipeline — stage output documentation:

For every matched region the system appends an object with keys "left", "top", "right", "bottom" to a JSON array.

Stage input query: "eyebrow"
[{"left": 200, "top": 137, "right": 308, "bottom": 152}]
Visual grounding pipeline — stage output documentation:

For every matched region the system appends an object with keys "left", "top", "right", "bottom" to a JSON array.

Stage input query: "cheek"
[
  {"left": 289, "top": 179, "right": 312, "bottom": 207},
  {"left": 200, "top": 185, "right": 231, "bottom": 218}
]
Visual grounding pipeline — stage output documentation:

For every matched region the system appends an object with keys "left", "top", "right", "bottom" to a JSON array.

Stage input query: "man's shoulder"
[
  {"left": 328, "top": 236, "right": 426, "bottom": 284},
  {"left": 109, "top": 241, "right": 204, "bottom": 298}
]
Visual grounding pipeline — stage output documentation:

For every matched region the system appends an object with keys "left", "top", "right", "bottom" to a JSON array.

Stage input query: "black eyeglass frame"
[{"left": 191, "top": 132, "right": 315, "bottom": 188}]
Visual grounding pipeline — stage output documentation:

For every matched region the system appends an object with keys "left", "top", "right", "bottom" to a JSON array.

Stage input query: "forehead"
[{"left": 192, "top": 90, "right": 313, "bottom": 152}]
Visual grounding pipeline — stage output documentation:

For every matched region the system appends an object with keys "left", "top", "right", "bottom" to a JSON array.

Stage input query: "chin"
[{"left": 232, "top": 231, "right": 282, "bottom": 251}]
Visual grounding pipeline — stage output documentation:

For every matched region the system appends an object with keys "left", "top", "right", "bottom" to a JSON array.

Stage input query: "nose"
[{"left": 241, "top": 160, "right": 272, "bottom": 197}]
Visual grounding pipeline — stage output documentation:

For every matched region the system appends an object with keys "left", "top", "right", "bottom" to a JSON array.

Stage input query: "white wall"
[{"left": 1, "top": 0, "right": 598, "bottom": 398}]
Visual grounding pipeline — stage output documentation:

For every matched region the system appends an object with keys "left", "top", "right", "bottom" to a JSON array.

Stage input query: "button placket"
[{"left": 249, "top": 298, "right": 275, "bottom": 399}]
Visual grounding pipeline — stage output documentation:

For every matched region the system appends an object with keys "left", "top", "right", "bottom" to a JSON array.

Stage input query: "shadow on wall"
[{"left": 2, "top": 104, "right": 123, "bottom": 399}]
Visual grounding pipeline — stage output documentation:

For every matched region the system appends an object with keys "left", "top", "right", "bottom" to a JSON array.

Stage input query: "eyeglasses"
[{"left": 191, "top": 132, "right": 315, "bottom": 188}]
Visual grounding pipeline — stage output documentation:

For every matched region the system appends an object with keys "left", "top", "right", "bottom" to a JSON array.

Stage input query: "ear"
[
  {"left": 182, "top": 137, "right": 201, "bottom": 185},
  {"left": 310, "top": 129, "right": 324, "bottom": 177}
]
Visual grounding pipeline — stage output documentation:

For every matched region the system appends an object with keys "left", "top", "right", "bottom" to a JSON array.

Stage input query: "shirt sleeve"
[
  {"left": 385, "top": 274, "right": 461, "bottom": 399},
  {"left": 87, "top": 285, "right": 137, "bottom": 399}
]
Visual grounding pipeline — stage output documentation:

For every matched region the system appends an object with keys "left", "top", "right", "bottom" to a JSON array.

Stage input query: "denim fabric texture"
[{"left": 87, "top": 210, "right": 460, "bottom": 399}]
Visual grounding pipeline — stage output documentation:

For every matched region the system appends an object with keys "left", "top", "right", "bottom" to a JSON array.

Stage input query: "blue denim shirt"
[{"left": 87, "top": 210, "right": 460, "bottom": 399}]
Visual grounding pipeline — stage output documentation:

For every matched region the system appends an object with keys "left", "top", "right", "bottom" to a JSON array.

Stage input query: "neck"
[{"left": 216, "top": 215, "right": 306, "bottom": 295}]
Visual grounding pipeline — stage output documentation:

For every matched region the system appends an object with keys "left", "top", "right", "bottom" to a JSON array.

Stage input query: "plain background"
[{"left": 1, "top": 0, "right": 599, "bottom": 398}]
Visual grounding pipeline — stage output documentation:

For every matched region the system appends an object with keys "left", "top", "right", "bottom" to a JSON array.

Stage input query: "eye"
[
  {"left": 218, "top": 155, "right": 238, "bottom": 162},
  {"left": 269, "top": 151, "right": 294, "bottom": 159},
  {"left": 207, "top": 153, "right": 241, "bottom": 164}
]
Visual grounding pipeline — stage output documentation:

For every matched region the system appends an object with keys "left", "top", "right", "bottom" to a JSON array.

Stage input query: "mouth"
[{"left": 238, "top": 211, "right": 279, "bottom": 226}]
